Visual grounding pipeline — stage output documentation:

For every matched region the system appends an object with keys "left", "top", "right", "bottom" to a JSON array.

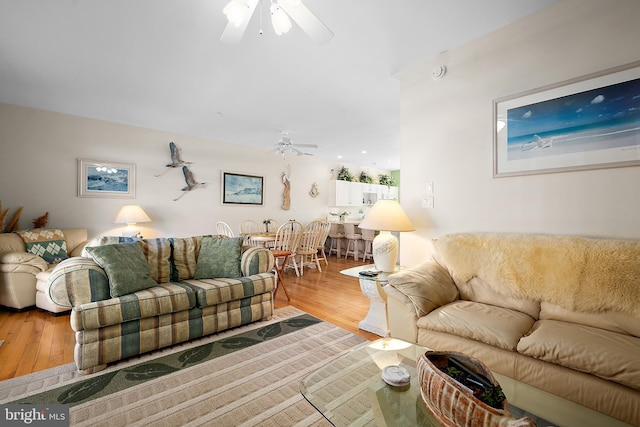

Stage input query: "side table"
[{"left": 340, "top": 265, "right": 402, "bottom": 337}]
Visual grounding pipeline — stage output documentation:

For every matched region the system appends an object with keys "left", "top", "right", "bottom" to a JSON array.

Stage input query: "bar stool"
[
  {"left": 343, "top": 223, "right": 362, "bottom": 261},
  {"left": 327, "top": 223, "right": 345, "bottom": 257},
  {"left": 361, "top": 228, "right": 378, "bottom": 261}
]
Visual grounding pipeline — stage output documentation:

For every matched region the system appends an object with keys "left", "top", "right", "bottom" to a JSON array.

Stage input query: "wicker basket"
[{"left": 417, "top": 351, "right": 536, "bottom": 427}]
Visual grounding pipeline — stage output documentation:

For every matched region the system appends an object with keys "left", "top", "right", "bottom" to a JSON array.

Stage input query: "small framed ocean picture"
[
  {"left": 77, "top": 158, "right": 136, "bottom": 198},
  {"left": 222, "top": 171, "right": 264, "bottom": 205},
  {"left": 494, "top": 61, "right": 640, "bottom": 177}
]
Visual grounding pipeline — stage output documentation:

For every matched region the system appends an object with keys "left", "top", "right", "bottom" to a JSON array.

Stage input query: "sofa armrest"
[
  {"left": 384, "top": 285, "right": 420, "bottom": 343},
  {"left": 0, "top": 251, "right": 48, "bottom": 275},
  {"left": 47, "top": 257, "right": 111, "bottom": 308},
  {"left": 384, "top": 261, "right": 459, "bottom": 342},
  {"left": 241, "top": 246, "right": 275, "bottom": 276}
]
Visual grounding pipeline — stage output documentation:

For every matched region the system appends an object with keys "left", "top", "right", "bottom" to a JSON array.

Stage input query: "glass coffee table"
[
  {"left": 300, "top": 338, "right": 625, "bottom": 427},
  {"left": 300, "top": 338, "right": 434, "bottom": 426}
]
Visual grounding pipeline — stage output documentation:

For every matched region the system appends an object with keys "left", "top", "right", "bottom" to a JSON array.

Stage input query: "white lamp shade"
[
  {"left": 114, "top": 205, "right": 151, "bottom": 225},
  {"left": 358, "top": 200, "right": 414, "bottom": 273},
  {"left": 357, "top": 200, "right": 415, "bottom": 232}
]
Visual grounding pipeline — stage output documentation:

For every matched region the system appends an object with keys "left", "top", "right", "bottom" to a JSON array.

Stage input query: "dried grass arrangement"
[{"left": 0, "top": 201, "right": 49, "bottom": 233}]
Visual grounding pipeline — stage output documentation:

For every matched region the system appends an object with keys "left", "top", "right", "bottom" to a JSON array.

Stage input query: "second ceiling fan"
[{"left": 270, "top": 134, "right": 318, "bottom": 159}]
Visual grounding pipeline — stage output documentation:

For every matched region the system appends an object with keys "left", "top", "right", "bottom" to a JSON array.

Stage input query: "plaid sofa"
[{"left": 47, "top": 236, "right": 275, "bottom": 374}]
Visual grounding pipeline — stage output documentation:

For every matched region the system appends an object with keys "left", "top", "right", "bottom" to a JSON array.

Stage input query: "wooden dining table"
[{"left": 243, "top": 233, "right": 276, "bottom": 247}]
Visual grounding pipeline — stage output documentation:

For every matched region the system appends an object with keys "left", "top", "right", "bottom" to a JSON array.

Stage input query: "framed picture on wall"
[
  {"left": 77, "top": 158, "right": 136, "bottom": 198},
  {"left": 222, "top": 171, "right": 264, "bottom": 205},
  {"left": 494, "top": 61, "right": 640, "bottom": 177}
]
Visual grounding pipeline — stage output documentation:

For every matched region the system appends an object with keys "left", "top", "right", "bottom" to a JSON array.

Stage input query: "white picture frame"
[
  {"left": 494, "top": 61, "right": 640, "bottom": 177},
  {"left": 77, "top": 158, "right": 136, "bottom": 198}
]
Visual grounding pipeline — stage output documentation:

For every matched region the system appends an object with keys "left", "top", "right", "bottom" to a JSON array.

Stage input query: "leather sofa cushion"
[
  {"left": 417, "top": 301, "right": 535, "bottom": 351},
  {"left": 387, "top": 261, "right": 459, "bottom": 317},
  {"left": 540, "top": 302, "right": 640, "bottom": 337},
  {"left": 458, "top": 277, "right": 540, "bottom": 320},
  {"left": 517, "top": 319, "right": 640, "bottom": 391}
]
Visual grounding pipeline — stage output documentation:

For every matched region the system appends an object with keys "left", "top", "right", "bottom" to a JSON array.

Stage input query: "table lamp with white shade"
[
  {"left": 357, "top": 200, "right": 415, "bottom": 272},
  {"left": 114, "top": 205, "right": 151, "bottom": 238}
]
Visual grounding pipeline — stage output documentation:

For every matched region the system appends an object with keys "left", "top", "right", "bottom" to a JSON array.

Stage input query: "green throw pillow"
[
  {"left": 194, "top": 236, "right": 243, "bottom": 279},
  {"left": 85, "top": 242, "right": 157, "bottom": 298}
]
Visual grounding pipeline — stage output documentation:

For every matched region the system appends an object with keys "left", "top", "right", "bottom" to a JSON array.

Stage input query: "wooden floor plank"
[{"left": 0, "top": 253, "right": 379, "bottom": 380}]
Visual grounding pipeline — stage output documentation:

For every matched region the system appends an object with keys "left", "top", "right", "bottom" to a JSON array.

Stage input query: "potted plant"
[
  {"left": 359, "top": 171, "right": 374, "bottom": 184},
  {"left": 378, "top": 174, "right": 394, "bottom": 186},
  {"left": 337, "top": 166, "right": 354, "bottom": 182}
]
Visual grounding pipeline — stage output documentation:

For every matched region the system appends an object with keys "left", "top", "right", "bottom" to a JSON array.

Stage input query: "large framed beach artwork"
[
  {"left": 494, "top": 61, "right": 640, "bottom": 177},
  {"left": 222, "top": 171, "right": 264, "bottom": 205},
  {"left": 77, "top": 158, "right": 135, "bottom": 198}
]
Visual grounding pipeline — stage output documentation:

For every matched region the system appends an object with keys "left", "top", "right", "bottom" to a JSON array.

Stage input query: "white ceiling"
[{"left": 0, "top": 0, "right": 559, "bottom": 170}]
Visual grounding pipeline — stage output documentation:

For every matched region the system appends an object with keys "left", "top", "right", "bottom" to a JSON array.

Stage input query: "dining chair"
[
  {"left": 271, "top": 221, "right": 303, "bottom": 277},
  {"left": 296, "top": 220, "right": 325, "bottom": 275},
  {"left": 343, "top": 222, "right": 363, "bottom": 261},
  {"left": 316, "top": 220, "right": 330, "bottom": 266},
  {"left": 215, "top": 221, "right": 235, "bottom": 237},
  {"left": 240, "top": 219, "right": 262, "bottom": 246}
]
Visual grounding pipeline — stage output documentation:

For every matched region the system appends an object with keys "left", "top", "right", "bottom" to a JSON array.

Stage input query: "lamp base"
[
  {"left": 372, "top": 231, "right": 398, "bottom": 273},
  {"left": 122, "top": 225, "right": 141, "bottom": 238}
]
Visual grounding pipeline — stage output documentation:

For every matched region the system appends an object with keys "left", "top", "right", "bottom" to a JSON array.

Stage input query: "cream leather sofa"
[
  {"left": 0, "top": 228, "right": 87, "bottom": 311},
  {"left": 385, "top": 233, "right": 640, "bottom": 426}
]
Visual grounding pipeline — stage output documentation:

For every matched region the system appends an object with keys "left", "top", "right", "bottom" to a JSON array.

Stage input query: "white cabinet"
[
  {"left": 379, "top": 185, "right": 398, "bottom": 200},
  {"left": 328, "top": 181, "right": 398, "bottom": 206},
  {"left": 329, "top": 180, "right": 362, "bottom": 207}
]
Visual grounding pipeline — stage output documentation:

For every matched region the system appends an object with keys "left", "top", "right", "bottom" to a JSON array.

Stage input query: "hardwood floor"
[{"left": 0, "top": 254, "right": 379, "bottom": 381}]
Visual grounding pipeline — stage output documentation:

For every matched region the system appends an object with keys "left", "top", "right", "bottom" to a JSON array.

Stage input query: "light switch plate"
[
  {"left": 426, "top": 181, "right": 434, "bottom": 194},
  {"left": 425, "top": 196, "right": 434, "bottom": 208}
]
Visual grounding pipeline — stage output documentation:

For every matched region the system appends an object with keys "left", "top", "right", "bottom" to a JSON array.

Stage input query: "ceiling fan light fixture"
[
  {"left": 270, "top": 2, "right": 292, "bottom": 35},
  {"left": 223, "top": 0, "right": 250, "bottom": 27}
]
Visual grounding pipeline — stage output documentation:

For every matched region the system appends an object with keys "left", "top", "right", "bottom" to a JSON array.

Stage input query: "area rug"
[{"left": 0, "top": 306, "right": 366, "bottom": 426}]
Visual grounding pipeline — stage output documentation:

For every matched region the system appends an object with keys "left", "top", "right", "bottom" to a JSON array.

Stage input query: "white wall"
[
  {"left": 0, "top": 103, "right": 389, "bottom": 239},
  {"left": 398, "top": 0, "right": 640, "bottom": 267}
]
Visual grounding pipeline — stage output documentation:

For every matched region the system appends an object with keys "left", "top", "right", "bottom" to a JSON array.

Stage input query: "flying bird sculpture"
[
  {"left": 155, "top": 142, "right": 191, "bottom": 176},
  {"left": 174, "top": 166, "right": 207, "bottom": 201}
]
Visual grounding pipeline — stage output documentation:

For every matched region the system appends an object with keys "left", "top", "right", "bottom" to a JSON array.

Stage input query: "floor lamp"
[{"left": 357, "top": 200, "right": 415, "bottom": 273}]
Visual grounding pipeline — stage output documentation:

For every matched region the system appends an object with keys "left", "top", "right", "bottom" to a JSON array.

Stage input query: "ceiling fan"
[
  {"left": 221, "top": 0, "right": 333, "bottom": 45},
  {"left": 269, "top": 134, "right": 318, "bottom": 159}
]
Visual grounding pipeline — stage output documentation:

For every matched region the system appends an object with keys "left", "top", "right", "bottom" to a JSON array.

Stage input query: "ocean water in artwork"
[
  {"left": 87, "top": 167, "right": 129, "bottom": 192},
  {"left": 224, "top": 174, "right": 263, "bottom": 204},
  {"left": 507, "top": 77, "right": 640, "bottom": 161}
]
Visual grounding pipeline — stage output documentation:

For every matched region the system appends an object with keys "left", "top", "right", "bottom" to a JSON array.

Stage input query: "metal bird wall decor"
[
  {"left": 174, "top": 166, "right": 207, "bottom": 201},
  {"left": 155, "top": 141, "right": 191, "bottom": 177}
]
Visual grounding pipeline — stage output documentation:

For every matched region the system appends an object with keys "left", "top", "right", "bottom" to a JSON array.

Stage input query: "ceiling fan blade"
[
  {"left": 220, "top": 0, "right": 259, "bottom": 44},
  {"left": 292, "top": 143, "right": 318, "bottom": 148},
  {"left": 278, "top": 1, "right": 333, "bottom": 45}
]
